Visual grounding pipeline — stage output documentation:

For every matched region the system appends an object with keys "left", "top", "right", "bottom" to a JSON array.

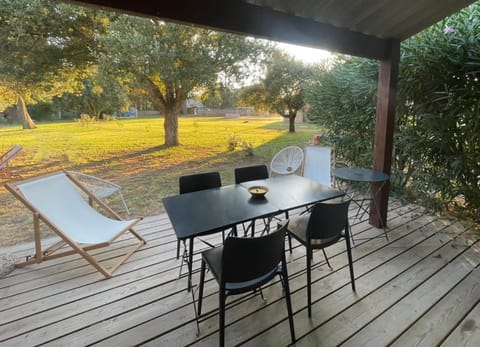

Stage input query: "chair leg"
[
  {"left": 255, "top": 287, "right": 267, "bottom": 302},
  {"left": 241, "top": 222, "right": 248, "bottom": 236},
  {"left": 284, "top": 211, "right": 290, "bottom": 248},
  {"left": 282, "top": 256, "right": 296, "bottom": 344},
  {"left": 197, "top": 259, "right": 206, "bottom": 316},
  {"left": 322, "top": 249, "right": 333, "bottom": 270},
  {"left": 261, "top": 217, "right": 271, "bottom": 235},
  {"left": 219, "top": 288, "right": 226, "bottom": 347},
  {"left": 350, "top": 229, "right": 356, "bottom": 247},
  {"left": 287, "top": 233, "right": 293, "bottom": 254},
  {"left": 118, "top": 191, "right": 130, "bottom": 215},
  {"left": 176, "top": 239, "right": 181, "bottom": 259},
  {"left": 345, "top": 224, "right": 356, "bottom": 292},
  {"left": 191, "top": 282, "right": 200, "bottom": 336},
  {"left": 306, "top": 247, "right": 312, "bottom": 317}
]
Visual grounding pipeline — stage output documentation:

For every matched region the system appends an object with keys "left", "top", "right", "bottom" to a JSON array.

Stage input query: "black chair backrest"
[
  {"left": 234, "top": 164, "right": 269, "bottom": 184},
  {"left": 179, "top": 172, "right": 221, "bottom": 194},
  {"left": 222, "top": 224, "right": 286, "bottom": 283},
  {"left": 307, "top": 200, "right": 350, "bottom": 240}
]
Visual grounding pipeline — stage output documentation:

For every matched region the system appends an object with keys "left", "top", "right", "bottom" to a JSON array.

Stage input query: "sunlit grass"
[{"left": 0, "top": 115, "right": 320, "bottom": 246}]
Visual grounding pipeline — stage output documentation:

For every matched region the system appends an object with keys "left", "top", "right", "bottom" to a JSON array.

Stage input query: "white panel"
[{"left": 303, "top": 146, "right": 332, "bottom": 186}]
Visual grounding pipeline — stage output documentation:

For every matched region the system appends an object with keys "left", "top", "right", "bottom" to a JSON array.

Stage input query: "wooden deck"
[{"left": 0, "top": 200, "right": 479, "bottom": 347}]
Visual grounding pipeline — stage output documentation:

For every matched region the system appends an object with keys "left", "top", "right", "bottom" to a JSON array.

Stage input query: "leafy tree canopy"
[
  {"left": 239, "top": 50, "right": 312, "bottom": 132},
  {"left": 100, "top": 16, "right": 272, "bottom": 145},
  {"left": 0, "top": 0, "right": 109, "bottom": 105}
]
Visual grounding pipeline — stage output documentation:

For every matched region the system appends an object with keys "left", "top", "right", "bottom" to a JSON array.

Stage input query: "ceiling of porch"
[{"left": 67, "top": 0, "right": 476, "bottom": 59}]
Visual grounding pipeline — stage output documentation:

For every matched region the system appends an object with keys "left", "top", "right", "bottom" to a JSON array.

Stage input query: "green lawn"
[{"left": 0, "top": 115, "right": 320, "bottom": 246}]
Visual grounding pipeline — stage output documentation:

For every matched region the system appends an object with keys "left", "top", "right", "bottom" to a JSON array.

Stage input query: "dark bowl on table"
[{"left": 248, "top": 185, "right": 269, "bottom": 199}]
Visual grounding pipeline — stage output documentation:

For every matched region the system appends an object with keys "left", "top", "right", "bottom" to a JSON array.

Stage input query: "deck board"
[
  {"left": 255, "top": 221, "right": 471, "bottom": 347},
  {"left": 391, "top": 265, "right": 480, "bottom": 347},
  {"left": 0, "top": 200, "right": 479, "bottom": 347},
  {"left": 441, "top": 299, "right": 480, "bottom": 347}
]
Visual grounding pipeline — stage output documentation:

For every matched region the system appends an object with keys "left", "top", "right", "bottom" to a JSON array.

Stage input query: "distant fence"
[{"left": 195, "top": 107, "right": 254, "bottom": 117}]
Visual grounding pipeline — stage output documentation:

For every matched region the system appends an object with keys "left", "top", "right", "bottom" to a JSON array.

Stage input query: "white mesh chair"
[
  {"left": 303, "top": 146, "right": 333, "bottom": 186},
  {"left": 5, "top": 171, "right": 146, "bottom": 278},
  {"left": 0, "top": 145, "right": 22, "bottom": 177},
  {"left": 270, "top": 146, "right": 304, "bottom": 175},
  {"left": 66, "top": 170, "right": 130, "bottom": 215}
]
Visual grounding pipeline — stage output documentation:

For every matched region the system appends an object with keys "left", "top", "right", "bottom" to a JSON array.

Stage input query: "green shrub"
[
  {"left": 241, "top": 140, "right": 254, "bottom": 156},
  {"left": 306, "top": 3, "right": 480, "bottom": 218},
  {"left": 227, "top": 133, "right": 240, "bottom": 151},
  {"left": 77, "top": 113, "right": 95, "bottom": 126},
  {"left": 306, "top": 57, "right": 378, "bottom": 168},
  {"left": 28, "top": 102, "right": 55, "bottom": 121}
]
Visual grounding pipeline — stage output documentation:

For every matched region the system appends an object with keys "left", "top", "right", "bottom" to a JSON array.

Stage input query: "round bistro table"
[{"left": 334, "top": 167, "right": 390, "bottom": 243}]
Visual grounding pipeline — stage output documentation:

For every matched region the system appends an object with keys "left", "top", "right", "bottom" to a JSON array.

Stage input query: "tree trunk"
[
  {"left": 144, "top": 78, "right": 184, "bottom": 146},
  {"left": 164, "top": 111, "right": 179, "bottom": 146},
  {"left": 288, "top": 113, "right": 296, "bottom": 133},
  {"left": 16, "top": 96, "right": 36, "bottom": 129}
]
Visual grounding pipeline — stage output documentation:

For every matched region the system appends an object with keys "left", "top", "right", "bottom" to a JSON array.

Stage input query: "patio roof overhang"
[
  {"left": 63, "top": 0, "right": 477, "bottom": 226},
  {"left": 66, "top": 0, "right": 475, "bottom": 60}
]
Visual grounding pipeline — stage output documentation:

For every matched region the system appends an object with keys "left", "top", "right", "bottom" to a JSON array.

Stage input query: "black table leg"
[{"left": 187, "top": 237, "right": 194, "bottom": 292}]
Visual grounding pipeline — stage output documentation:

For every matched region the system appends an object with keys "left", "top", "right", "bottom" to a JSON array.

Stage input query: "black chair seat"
[
  {"left": 203, "top": 245, "right": 279, "bottom": 293},
  {"left": 288, "top": 214, "right": 341, "bottom": 247}
]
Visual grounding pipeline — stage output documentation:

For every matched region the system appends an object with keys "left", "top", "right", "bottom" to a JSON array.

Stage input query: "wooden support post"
[{"left": 370, "top": 39, "right": 400, "bottom": 228}]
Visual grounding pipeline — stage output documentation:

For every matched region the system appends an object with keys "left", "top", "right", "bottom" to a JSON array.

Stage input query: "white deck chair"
[
  {"left": 66, "top": 170, "right": 130, "bottom": 215},
  {"left": 270, "top": 146, "right": 304, "bottom": 175},
  {"left": 5, "top": 171, "right": 146, "bottom": 278},
  {"left": 303, "top": 146, "right": 333, "bottom": 186}
]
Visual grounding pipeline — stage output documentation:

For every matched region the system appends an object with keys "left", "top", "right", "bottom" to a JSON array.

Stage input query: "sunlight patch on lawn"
[{"left": 0, "top": 116, "right": 321, "bottom": 246}]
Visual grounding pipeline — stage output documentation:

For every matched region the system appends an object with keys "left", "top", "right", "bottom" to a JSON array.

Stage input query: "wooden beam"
[
  {"left": 66, "top": 0, "right": 390, "bottom": 60},
  {"left": 370, "top": 39, "right": 400, "bottom": 228}
]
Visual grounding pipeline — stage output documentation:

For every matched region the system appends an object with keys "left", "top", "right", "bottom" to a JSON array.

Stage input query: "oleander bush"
[{"left": 307, "top": 3, "right": 480, "bottom": 219}]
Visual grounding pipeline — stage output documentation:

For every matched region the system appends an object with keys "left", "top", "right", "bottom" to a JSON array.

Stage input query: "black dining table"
[{"left": 163, "top": 174, "right": 345, "bottom": 291}]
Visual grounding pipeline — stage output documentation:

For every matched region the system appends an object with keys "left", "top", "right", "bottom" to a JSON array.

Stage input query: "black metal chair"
[
  {"left": 234, "top": 164, "right": 272, "bottom": 236},
  {"left": 234, "top": 164, "right": 269, "bottom": 184},
  {"left": 176, "top": 172, "right": 222, "bottom": 260},
  {"left": 234, "top": 164, "right": 291, "bottom": 240},
  {"left": 179, "top": 172, "right": 222, "bottom": 195},
  {"left": 196, "top": 223, "right": 296, "bottom": 347},
  {"left": 286, "top": 199, "right": 355, "bottom": 317}
]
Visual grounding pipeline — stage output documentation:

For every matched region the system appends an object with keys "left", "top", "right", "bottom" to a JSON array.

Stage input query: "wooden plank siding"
[{"left": 0, "top": 200, "right": 478, "bottom": 347}]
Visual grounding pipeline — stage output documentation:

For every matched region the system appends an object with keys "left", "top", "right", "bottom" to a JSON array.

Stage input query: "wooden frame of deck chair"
[
  {"left": 4, "top": 170, "right": 146, "bottom": 278},
  {"left": 0, "top": 145, "right": 22, "bottom": 177}
]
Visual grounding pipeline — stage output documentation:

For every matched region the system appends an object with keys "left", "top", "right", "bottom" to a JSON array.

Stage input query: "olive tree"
[
  {"left": 101, "top": 16, "right": 270, "bottom": 146},
  {"left": 0, "top": 0, "right": 107, "bottom": 127},
  {"left": 239, "top": 51, "right": 312, "bottom": 132}
]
